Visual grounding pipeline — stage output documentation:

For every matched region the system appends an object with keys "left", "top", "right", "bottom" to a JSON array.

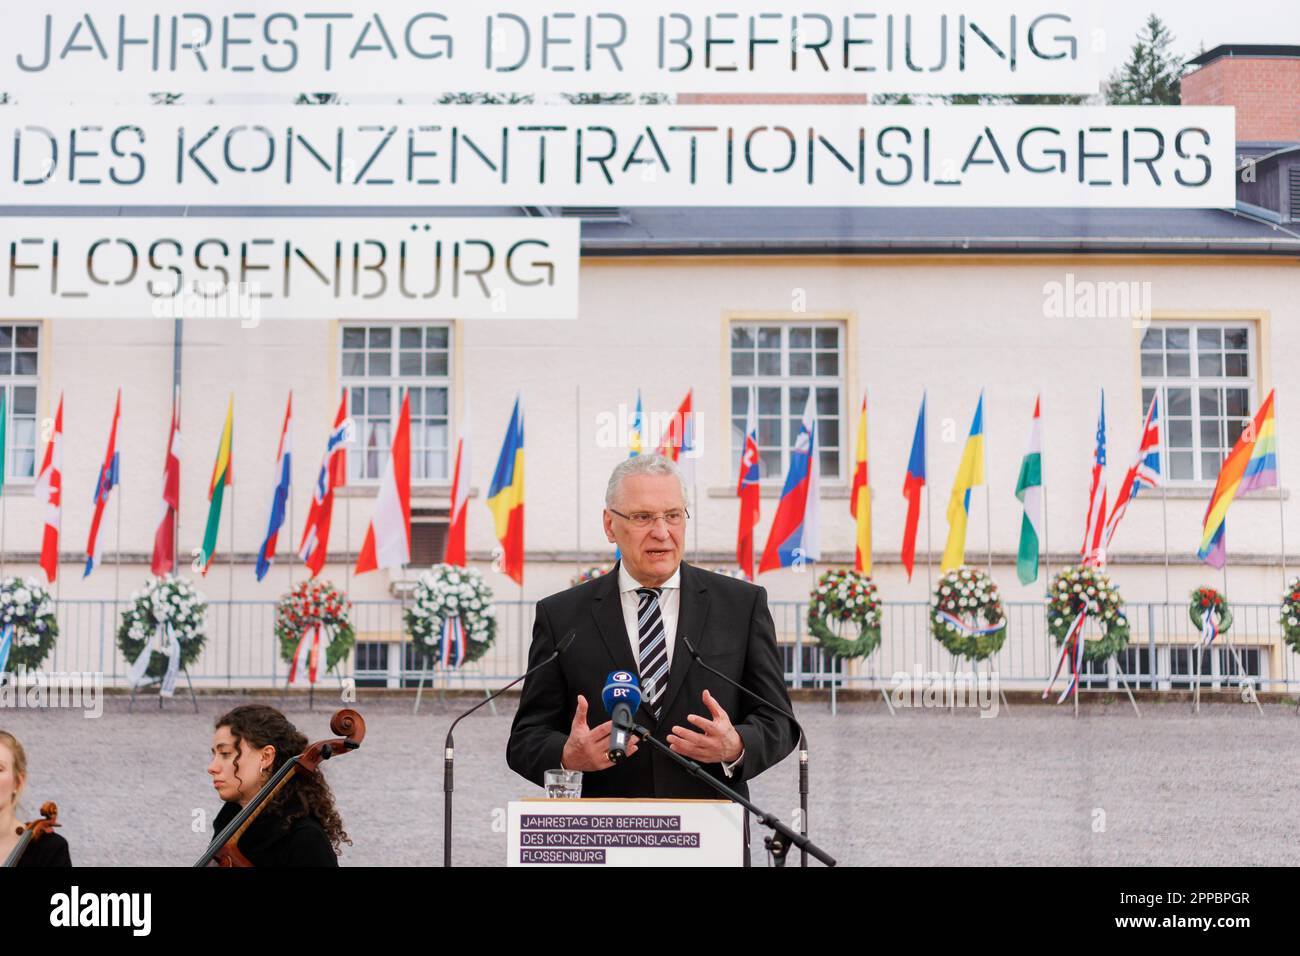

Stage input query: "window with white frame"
[
  {"left": 0, "top": 324, "right": 39, "bottom": 483},
  {"left": 729, "top": 323, "right": 844, "bottom": 483},
  {"left": 340, "top": 324, "right": 451, "bottom": 483},
  {"left": 1139, "top": 323, "right": 1254, "bottom": 483}
]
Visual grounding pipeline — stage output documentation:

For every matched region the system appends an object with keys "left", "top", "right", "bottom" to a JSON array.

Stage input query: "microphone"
[
  {"left": 443, "top": 627, "right": 577, "bottom": 867},
  {"left": 601, "top": 670, "right": 642, "bottom": 764},
  {"left": 680, "top": 634, "right": 811, "bottom": 867}
]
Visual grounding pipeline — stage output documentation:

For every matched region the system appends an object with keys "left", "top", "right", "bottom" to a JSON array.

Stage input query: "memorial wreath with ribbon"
[
  {"left": 1044, "top": 565, "right": 1130, "bottom": 702},
  {"left": 1189, "top": 586, "right": 1232, "bottom": 647},
  {"left": 275, "top": 580, "right": 355, "bottom": 685},
  {"left": 0, "top": 576, "right": 58, "bottom": 674},
  {"left": 406, "top": 564, "right": 497, "bottom": 668},
  {"left": 1280, "top": 576, "right": 1300, "bottom": 655},
  {"left": 118, "top": 575, "right": 207, "bottom": 697},
  {"left": 930, "top": 567, "right": 1008, "bottom": 661},
  {"left": 808, "top": 568, "right": 882, "bottom": 659}
]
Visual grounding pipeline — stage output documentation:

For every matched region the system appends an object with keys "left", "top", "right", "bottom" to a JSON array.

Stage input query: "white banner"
[
  {"left": 0, "top": 105, "right": 1236, "bottom": 207},
  {"left": 508, "top": 800, "right": 744, "bottom": 866},
  {"left": 0, "top": 217, "right": 580, "bottom": 320},
  {"left": 0, "top": 2, "right": 1103, "bottom": 95}
]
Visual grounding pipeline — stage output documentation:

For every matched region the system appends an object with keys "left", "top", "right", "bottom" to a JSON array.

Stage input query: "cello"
[
  {"left": 195, "top": 708, "right": 365, "bottom": 867},
  {"left": 2, "top": 802, "right": 60, "bottom": 868}
]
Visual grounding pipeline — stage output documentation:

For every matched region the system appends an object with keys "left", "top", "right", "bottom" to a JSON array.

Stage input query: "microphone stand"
[
  {"left": 443, "top": 628, "right": 576, "bottom": 867},
  {"left": 683, "top": 636, "right": 811, "bottom": 868},
  {"left": 627, "top": 719, "right": 836, "bottom": 867}
]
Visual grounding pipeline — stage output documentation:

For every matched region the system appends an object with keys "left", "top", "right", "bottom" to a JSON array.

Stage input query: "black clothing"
[
  {"left": 13, "top": 830, "right": 71, "bottom": 867},
  {"left": 210, "top": 799, "right": 338, "bottom": 867}
]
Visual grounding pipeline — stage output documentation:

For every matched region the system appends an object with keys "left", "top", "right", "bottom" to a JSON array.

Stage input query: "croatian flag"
[
  {"left": 84, "top": 390, "right": 122, "bottom": 578},
  {"left": 758, "top": 391, "right": 819, "bottom": 572},
  {"left": 256, "top": 393, "right": 293, "bottom": 582}
]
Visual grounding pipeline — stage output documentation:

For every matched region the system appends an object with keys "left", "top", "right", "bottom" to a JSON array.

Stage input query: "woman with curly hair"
[{"left": 206, "top": 704, "right": 350, "bottom": 866}]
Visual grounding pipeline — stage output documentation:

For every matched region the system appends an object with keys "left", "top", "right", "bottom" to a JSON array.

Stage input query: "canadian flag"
[
  {"left": 34, "top": 394, "right": 64, "bottom": 583},
  {"left": 355, "top": 392, "right": 411, "bottom": 574},
  {"left": 443, "top": 398, "right": 470, "bottom": 566},
  {"left": 151, "top": 389, "right": 182, "bottom": 577}
]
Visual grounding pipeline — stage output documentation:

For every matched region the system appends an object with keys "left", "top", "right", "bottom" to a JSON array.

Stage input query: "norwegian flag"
[
  {"left": 1102, "top": 395, "right": 1161, "bottom": 555},
  {"left": 83, "top": 390, "right": 122, "bottom": 578},
  {"left": 735, "top": 398, "right": 761, "bottom": 580},
  {"left": 34, "top": 394, "right": 64, "bottom": 583},
  {"left": 1080, "top": 391, "right": 1108, "bottom": 567},
  {"left": 298, "top": 391, "right": 349, "bottom": 577}
]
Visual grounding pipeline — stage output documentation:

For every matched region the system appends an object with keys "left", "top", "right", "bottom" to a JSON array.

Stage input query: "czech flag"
[
  {"left": 759, "top": 391, "right": 819, "bottom": 572},
  {"left": 487, "top": 395, "right": 525, "bottom": 586},
  {"left": 900, "top": 394, "right": 927, "bottom": 581}
]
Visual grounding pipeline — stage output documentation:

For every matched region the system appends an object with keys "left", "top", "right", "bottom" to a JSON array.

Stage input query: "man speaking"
[{"left": 507, "top": 454, "right": 798, "bottom": 807}]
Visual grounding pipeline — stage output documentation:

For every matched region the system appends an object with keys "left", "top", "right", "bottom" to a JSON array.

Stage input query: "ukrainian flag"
[
  {"left": 940, "top": 392, "right": 985, "bottom": 572},
  {"left": 487, "top": 395, "right": 525, "bottom": 585}
]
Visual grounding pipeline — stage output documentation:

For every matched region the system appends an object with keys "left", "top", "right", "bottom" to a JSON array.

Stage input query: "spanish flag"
[
  {"left": 197, "top": 395, "right": 234, "bottom": 576},
  {"left": 488, "top": 395, "right": 525, "bottom": 585},
  {"left": 940, "top": 392, "right": 985, "bottom": 573},
  {"left": 850, "top": 392, "right": 871, "bottom": 574}
]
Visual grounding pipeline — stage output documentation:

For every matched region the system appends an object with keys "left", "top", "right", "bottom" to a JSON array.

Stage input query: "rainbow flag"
[
  {"left": 940, "top": 392, "right": 985, "bottom": 572},
  {"left": 1197, "top": 389, "right": 1278, "bottom": 568},
  {"left": 488, "top": 395, "right": 525, "bottom": 585},
  {"left": 197, "top": 396, "right": 234, "bottom": 576}
]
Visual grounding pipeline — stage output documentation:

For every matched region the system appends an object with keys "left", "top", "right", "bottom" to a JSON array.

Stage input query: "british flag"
[{"left": 1102, "top": 395, "right": 1161, "bottom": 554}]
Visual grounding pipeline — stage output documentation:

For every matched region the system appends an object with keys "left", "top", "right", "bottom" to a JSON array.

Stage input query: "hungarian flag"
[
  {"left": 84, "top": 389, "right": 122, "bottom": 578},
  {"left": 850, "top": 393, "right": 871, "bottom": 575},
  {"left": 34, "top": 394, "right": 63, "bottom": 583},
  {"left": 487, "top": 395, "right": 525, "bottom": 585},
  {"left": 900, "top": 394, "right": 927, "bottom": 581},
  {"left": 197, "top": 396, "right": 234, "bottom": 576},
  {"left": 735, "top": 398, "right": 761, "bottom": 580},
  {"left": 355, "top": 391, "right": 411, "bottom": 574},
  {"left": 444, "top": 398, "right": 471, "bottom": 566},
  {"left": 151, "top": 389, "right": 181, "bottom": 577},
  {"left": 1015, "top": 396, "right": 1045, "bottom": 585},
  {"left": 299, "top": 390, "right": 348, "bottom": 577}
]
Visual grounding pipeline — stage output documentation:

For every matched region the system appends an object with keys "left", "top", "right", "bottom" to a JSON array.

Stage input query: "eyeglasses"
[{"left": 608, "top": 508, "right": 690, "bottom": 529}]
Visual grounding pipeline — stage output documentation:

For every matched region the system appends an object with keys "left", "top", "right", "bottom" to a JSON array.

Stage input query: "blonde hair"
[{"left": 0, "top": 730, "right": 26, "bottom": 808}]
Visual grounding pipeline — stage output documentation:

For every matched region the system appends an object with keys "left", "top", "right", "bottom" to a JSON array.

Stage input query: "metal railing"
[{"left": 26, "top": 599, "right": 1300, "bottom": 694}]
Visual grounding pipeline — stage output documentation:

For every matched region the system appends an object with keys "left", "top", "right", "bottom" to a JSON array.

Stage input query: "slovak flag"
[
  {"left": 759, "top": 391, "right": 820, "bottom": 572},
  {"left": 256, "top": 393, "right": 293, "bottom": 582},
  {"left": 84, "top": 390, "right": 121, "bottom": 578},
  {"left": 299, "top": 391, "right": 348, "bottom": 578},
  {"left": 355, "top": 391, "right": 412, "bottom": 574},
  {"left": 735, "top": 397, "right": 761, "bottom": 581},
  {"left": 34, "top": 394, "right": 64, "bottom": 583},
  {"left": 444, "top": 398, "right": 471, "bottom": 566}
]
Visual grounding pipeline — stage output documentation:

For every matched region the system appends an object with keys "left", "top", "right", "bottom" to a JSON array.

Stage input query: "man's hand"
[
  {"left": 667, "top": 690, "right": 743, "bottom": 764},
  {"left": 560, "top": 694, "right": 638, "bottom": 772}
]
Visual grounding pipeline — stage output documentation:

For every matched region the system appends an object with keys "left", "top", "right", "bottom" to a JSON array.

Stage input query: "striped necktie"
[{"left": 635, "top": 587, "right": 669, "bottom": 719}]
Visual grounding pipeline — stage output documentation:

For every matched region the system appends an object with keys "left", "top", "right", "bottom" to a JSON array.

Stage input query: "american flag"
[
  {"left": 1102, "top": 395, "right": 1161, "bottom": 554},
  {"left": 1080, "top": 391, "right": 1108, "bottom": 567}
]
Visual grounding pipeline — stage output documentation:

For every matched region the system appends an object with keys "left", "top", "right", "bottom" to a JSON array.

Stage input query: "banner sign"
[
  {"left": 0, "top": 105, "right": 1236, "bottom": 208},
  {"left": 0, "top": 2, "right": 1103, "bottom": 95},
  {"left": 0, "top": 217, "right": 580, "bottom": 320}
]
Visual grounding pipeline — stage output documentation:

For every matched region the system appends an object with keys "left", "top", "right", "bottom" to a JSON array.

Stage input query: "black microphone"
[
  {"left": 681, "top": 634, "right": 812, "bottom": 867},
  {"left": 443, "top": 627, "right": 577, "bottom": 867},
  {"left": 601, "top": 670, "right": 642, "bottom": 763}
]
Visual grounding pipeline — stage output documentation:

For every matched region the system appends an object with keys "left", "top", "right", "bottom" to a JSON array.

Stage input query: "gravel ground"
[{"left": 5, "top": 694, "right": 1298, "bottom": 866}]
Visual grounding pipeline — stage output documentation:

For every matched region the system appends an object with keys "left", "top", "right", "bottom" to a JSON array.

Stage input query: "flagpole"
[
  {"left": 1276, "top": 387, "right": 1288, "bottom": 591},
  {"left": 924, "top": 395, "right": 933, "bottom": 594},
  {"left": 574, "top": 384, "right": 581, "bottom": 570},
  {"left": 114, "top": 443, "right": 123, "bottom": 628},
  {"left": 1040, "top": 391, "right": 1051, "bottom": 588},
  {"left": 0, "top": 484, "right": 6, "bottom": 580},
  {"left": 227, "top": 453, "right": 235, "bottom": 690}
]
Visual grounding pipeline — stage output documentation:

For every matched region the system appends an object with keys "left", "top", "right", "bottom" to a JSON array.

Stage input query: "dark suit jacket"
[{"left": 506, "top": 560, "right": 797, "bottom": 799}]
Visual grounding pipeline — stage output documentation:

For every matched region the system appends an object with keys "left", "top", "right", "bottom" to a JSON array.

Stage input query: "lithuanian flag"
[{"left": 198, "top": 396, "right": 234, "bottom": 576}]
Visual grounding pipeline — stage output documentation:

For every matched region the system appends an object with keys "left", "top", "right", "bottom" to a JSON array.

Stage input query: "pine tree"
[{"left": 1106, "top": 14, "right": 1185, "bottom": 105}]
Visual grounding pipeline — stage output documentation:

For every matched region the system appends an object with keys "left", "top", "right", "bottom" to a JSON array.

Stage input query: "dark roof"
[
  {"left": 8, "top": 204, "right": 1298, "bottom": 257},
  {"left": 580, "top": 206, "right": 1300, "bottom": 256},
  {"left": 1188, "top": 44, "right": 1300, "bottom": 66}
]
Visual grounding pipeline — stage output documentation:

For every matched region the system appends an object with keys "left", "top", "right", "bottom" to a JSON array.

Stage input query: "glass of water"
[{"left": 544, "top": 769, "right": 583, "bottom": 799}]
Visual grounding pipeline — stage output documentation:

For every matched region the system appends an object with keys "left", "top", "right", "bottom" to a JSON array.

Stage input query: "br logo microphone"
[{"left": 602, "top": 671, "right": 642, "bottom": 764}]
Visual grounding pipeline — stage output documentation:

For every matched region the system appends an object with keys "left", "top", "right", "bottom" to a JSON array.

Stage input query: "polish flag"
[
  {"left": 34, "top": 395, "right": 64, "bottom": 583},
  {"left": 355, "top": 392, "right": 411, "bottom": 574},
  {"left": 444, "top": 398, "right": 471, "bottom": 566},
  {"left": 151, "top": 389, "right": 182, "bottom": 576}
]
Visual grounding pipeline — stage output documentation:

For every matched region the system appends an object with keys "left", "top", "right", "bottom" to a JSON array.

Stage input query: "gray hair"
[{"left": 605, "top": 455, "right": 688, "bottom": 509}]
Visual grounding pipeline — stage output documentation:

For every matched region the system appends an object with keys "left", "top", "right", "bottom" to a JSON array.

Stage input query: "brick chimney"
[{"left": 1182, "top": 45, "right": 1300, "bottom": 143}]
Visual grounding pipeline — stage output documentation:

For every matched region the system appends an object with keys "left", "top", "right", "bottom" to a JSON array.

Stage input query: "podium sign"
[{"left": 508, "top": 800, "right": 743, "bottom": 867}]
